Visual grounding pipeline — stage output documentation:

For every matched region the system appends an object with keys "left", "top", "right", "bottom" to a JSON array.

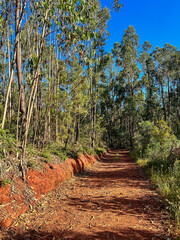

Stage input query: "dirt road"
[{"left": 1, "top": 150, "right": 172, "bottom": 239}]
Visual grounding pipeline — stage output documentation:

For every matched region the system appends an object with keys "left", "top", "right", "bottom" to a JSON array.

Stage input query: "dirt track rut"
[{"left": 1, "top": 150, "right": 173, "bottom": 239}]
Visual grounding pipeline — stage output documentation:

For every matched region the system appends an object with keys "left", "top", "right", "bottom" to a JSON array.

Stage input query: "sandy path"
[{"left": 1, "top": 150, "right": 172, "bottom": 239}]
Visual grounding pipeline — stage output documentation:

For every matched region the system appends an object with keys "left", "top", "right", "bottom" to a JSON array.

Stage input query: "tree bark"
[
  {"left": 15, "top": 0, "right": 26, "bottom": 136},
  {"left": 161, "top": 82, "right": 167, "bottom": 121}
]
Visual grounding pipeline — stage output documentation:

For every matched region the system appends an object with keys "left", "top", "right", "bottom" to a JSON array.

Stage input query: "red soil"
[
  {"left": 0, "top": 150, "right": 178, "bottom": 239},
  {"left": 0, "top": 153, "right": 98, "bottom": 229}
]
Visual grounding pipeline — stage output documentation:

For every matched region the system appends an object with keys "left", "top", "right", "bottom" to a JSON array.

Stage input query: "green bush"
[
  {"left": 27, "top": 145, "right": 36, "bottom": 156},
  {"left": 37, "top": 142, "right": 105, "bottom": 164},
  {"left": 40, "top": 151, "right": 51, "bottom": 163},
  {"left": 57, "top": 151, "right": 68, "bottom": 161},
  {"left": 0, "top": 128, "right": 16, "bottom": 159},
  {"left": 133, "top": 120, "right": 180, "bottom": 224},
  {"left": 151, "top": 159, "right": 180, "bottom": 225},
  {"left": 94, "top": 147, "right": 106, "bottom": 156},
  {"left": 134, "top": 120, "right": 179, "bottom": 160}
]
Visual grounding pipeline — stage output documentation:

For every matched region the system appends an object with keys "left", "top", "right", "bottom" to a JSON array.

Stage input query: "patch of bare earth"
[{"left": 0, "top": 150, "right": 177, "bottom": 240}]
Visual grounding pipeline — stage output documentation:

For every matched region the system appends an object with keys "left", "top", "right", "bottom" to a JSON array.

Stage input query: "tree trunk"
[
  {"left": 16, "top": 0, "right": 26, "bottom": 137},
  {"left": 161, "top": 82, "right": 166, "bottom": 121},
  {"left": 1, "top": 0, "right": 26, "bottom": 130},
  {"left": 21, "top": 7, "right": 49, "bottom": 157},
  {"left": 167, "top": 76, "right": 171, "bottom": 120},
  {"left": 75, "top": 111, "right": 80, "bottom": 144},
  {"left": 7, "top": 34, "right": 12, "bottom": 122}
]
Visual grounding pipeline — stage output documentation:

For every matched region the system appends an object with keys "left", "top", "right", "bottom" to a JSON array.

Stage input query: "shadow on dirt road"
[{"left": 1, "top": 150, "right": 172, "bottom": 240}]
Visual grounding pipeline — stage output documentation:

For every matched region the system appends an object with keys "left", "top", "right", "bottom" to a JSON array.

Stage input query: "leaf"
[
  {"left": 51, "top": 8, "right": 54, "bottom": 15},
  {"left": 89, "top": 59, "right": 93, "bottom": 65},
  {"left": 87, "top": 32, "right": 91, "bottom": 41},
  {"left": 57, "top": 33, "right": 61, "bottom": 39},
  {"left": 44, "top": 2, "right": 49, "bottom": 10},
  {"left": 95, "top": 33, "right": 99, "bottom": 39},
  {"left": 82, "top": 34, "right": 86, "bottom": 41},
  {"left": 56, "top": 21, "right": 60, "bottom": 26}
]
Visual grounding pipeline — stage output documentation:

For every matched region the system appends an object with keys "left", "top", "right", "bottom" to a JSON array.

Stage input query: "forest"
[{"left": 0, "top": 0, "right": 180, "bottom": 228}]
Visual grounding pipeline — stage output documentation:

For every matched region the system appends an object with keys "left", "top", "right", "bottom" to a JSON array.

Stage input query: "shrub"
[
  {"left": 40, "top": 151, "right": 51, "bottom": 163},
  {"left": 134, "top": 120, "right": 179, "bottom": 160},
  {"left": 94, "top": 147, "right": 106, "bottom": 156},
  {"left": 0, "top": 128, "right": 16, "bottom": 159},
  {"left": 133, "top": 120, "right": 180, "bottom": 224}
]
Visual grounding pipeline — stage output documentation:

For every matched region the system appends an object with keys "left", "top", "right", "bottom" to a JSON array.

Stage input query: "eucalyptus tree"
[
  {"left": 139, "top": 41, "right": 157, "bottom": 121},
  {"left": 85, "top": 1, "right": 111, "bottom": 148},
  {"left": 151, "top": 44, "right": 178, "bottom": 122},
  {"left": 1, "top": 0, "right": 17, "bottom": 129},
  {"left": 161, "top": 44, "right": 178, "bottom": 120},
  {"left": 98, "top": 53, "right": 119, "bottom": 146},
  {"left": 112, "top": 0, "right": 123, "bottom": 12},
  {"left": 15, "top": 0, "right": 27, "bottom": 140},
  {"left": 0, "top": 0, "right": 12, "bottom": 51},
  {"left": 112, "top": 26, "right": 140, "bottom": 147},
  {"left": 166, "top": 49, "right": 180, "bottom": 136}
]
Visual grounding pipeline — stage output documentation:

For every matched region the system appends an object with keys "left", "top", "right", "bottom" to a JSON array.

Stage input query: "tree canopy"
[{"left": 0, "top": 0, "right": 179, "bottom": 176}]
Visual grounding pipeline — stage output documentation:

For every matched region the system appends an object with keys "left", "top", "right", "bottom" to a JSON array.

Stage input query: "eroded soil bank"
[
  {"left": 0, "top": 153, "right": 98, "bottom": 229},
  {"left": 0, "top": 150, "right": 178, "bottom": 240}
]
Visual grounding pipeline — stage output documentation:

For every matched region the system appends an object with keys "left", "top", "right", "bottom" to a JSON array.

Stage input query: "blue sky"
[{"left": 101, "top": 0, "right": 180, "bottom": 52}]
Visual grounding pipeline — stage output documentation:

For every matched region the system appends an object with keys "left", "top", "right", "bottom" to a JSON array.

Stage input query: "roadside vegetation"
[{"left": 131, "top": 120, "right": 180, "bottom": 224}]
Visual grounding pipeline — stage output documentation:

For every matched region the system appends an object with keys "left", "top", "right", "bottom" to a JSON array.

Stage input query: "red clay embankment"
[{"left": 0, "top": 153, "right": 99, "bottom": 229}]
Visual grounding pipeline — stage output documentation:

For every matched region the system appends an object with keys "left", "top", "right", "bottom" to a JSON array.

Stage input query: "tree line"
[
  {"left": 101, "top": 25, "right": 180, "bottom": 148},
  {"left": 0, "top": 0, "right": 179, "bottom": 179}
]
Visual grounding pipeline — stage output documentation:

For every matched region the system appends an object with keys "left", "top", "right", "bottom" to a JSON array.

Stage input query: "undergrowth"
[
  {"left": 0, "top": 128, "right": 107, "bottom": 186},
  {"left": 0, "top": 178, "right": 12, "bottom": 187},
  {"left": 36, "top": 143, "right": 107, "bottom": 164},
  {"left": 135, "top": 157, "right": 180, "bottom": 225},
  {"left": 131, "top": 120, "right": 180, "bottom": 225}
]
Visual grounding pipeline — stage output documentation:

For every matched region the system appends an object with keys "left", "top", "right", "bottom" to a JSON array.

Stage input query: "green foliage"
[
  {"left": 1, "top": 178, "right": 12, "bottom": 187},
  {"left": 136, "top": 157, "right": 180, "bottom": 225},
  {"left": 134, "top": 120, "right": 178, "bottom": 160},
  {"left": 94, "top": 147, "right": 106, "bottom": 156},
  {"left": 0, "top": 128, "right": 16, "bottom": 159},
  {"left": 84, "top": 147, "right": 95, "bottom": 156},
  {"left": 27, "top": 145, "right": 36, "bottom": 156},
  {"left": 133, "top": 121, "right": 154, "bottom": 158},
  {"left": 65, "top": 144, "right": 95, "bottom": 159},
  {"left": 133, "top": 120, "right": 180, "bottom": 224},
  {"left": 51, "top": 148, "right": 66, "bottom": 159},
  {"left": 40, "top": 150, "right": 51, "bottom": 163},
  {"left": 36, "top": 141, "right": 101, "bottom": 165},
  {"left": 27, "top": 159, "right": 38, "bottom": 169},
  {"left": 27, "top": 54, "right": 38, "bottom": 73},
  {"left": 67, "top": 148, "right": 79, "bottom": 160},
  {"left": 112, "top": 0, "right": 123, "bottom": 12}
]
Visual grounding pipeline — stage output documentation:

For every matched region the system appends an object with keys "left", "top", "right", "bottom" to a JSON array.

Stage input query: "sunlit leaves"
[{"left": 112, "top": 0, "right": 123, "bottom": 12}]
